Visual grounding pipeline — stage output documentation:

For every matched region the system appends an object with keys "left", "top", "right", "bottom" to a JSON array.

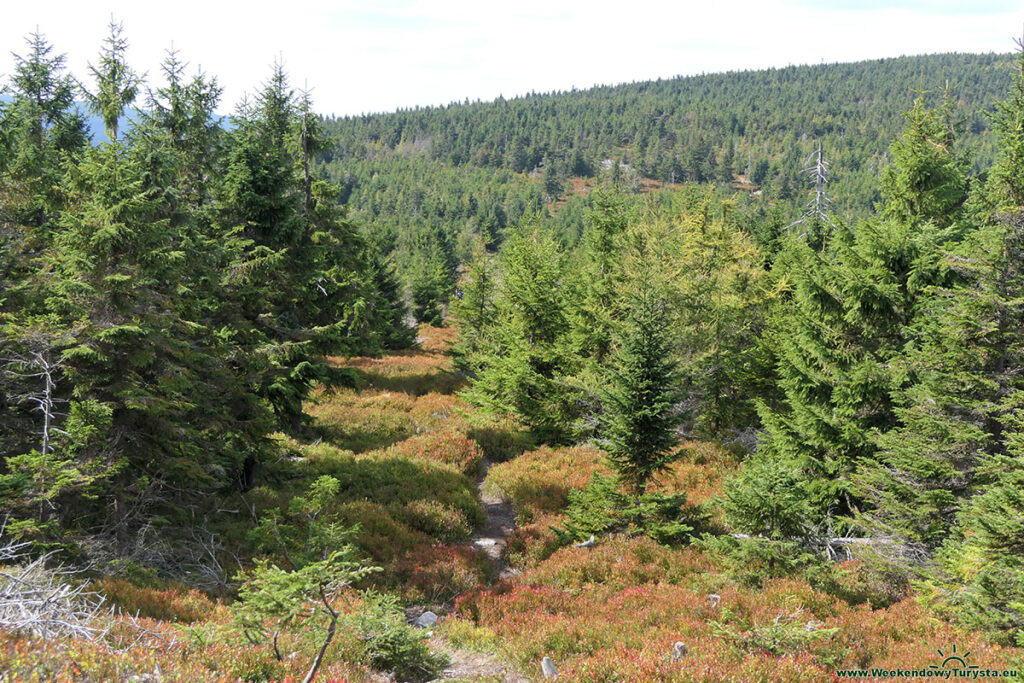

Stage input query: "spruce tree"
[
  {"left": 365, "top": 245, "right": 416, "bottom": 351},
  {"left": 560, "top": 284, "right": 692, "bottom": 544},
  {"left": 567, "top": 187, "right": 629, "bottom": 367},
  {"left": 856, "top": 52, "right": 1024, "bottom": 553},
  {"left": 0, "top": 31, "right": 87, "bottom": 232},
  {"left": 600, "top": 287, "right": 682, "bottom": 496},
  {"left": 854, "top": 218, "right": 1023, "bottom": 549},
  {"left": 987, "top": 37, "right": 1024, "bottom": 211},
  {"left": 879, "top": 92, "right": 967, "bottom": 228},
  {"left": 750, "top": 95, "right": 966, "bottom": 525},
  {"left": 450, "top": 240, "right": 496, "bottom": 373},
  {"left": 465, "top": 224, "right": 579, "bottom": 439},
  {"left": 142, "top": 48, "right": 224, "bottom": 209},
  {"left": 85, "top": 18, "right": 141, "bottom": 142},
  {"left": 915, "top": 44, "right": 1024, "bottom": 643},
  {"left": 928, "top": 394, "right": 1024, "bottom": 645}
]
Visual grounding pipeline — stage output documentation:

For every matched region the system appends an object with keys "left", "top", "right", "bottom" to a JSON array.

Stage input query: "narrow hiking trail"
[
  {"left": 428, "top": 455, "right": 526, "bottom": 683},
  {"left": 316, "top": 326, "right": 527, "bottom": 681},
  {"left": 470, "top": 457, "right": 517, "bottom": 581}
]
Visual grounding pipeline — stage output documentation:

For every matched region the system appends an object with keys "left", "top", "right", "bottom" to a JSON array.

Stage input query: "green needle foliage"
[
  {"left": 463, "top": 224, "right": 580, "bottom": 440},
  {"left": 235, "top": 476, "right": 446, "bottom": 683},
  {"left": 85, "top": 19, "right": 141, "bottom": 142},
  {"left": 561, "top": 284, "right": 695, "bottom": 545},
  {"left": 600, "top": 287, "right": 683, "bottom": 497},
  {"left": 235, "top": 477, "right": 381, "bottom": 683},
  {"left": 0, "top": 31, "right": 412, "bottom": 555}
]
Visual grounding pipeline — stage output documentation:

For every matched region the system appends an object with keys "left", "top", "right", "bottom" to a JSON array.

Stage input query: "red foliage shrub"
[
  {"left": 484, "top": 445, "right": 607, "bottom": 523},
  {"left": 391, "top": 543, "right": 495, "bottom": 605},
  {"left": 93, "top": 577, "right": 219, "bottom": 624},
  {"left": 455, "top": 538, "right": 1024, "bottom": 681},
  {"left": 392, "top": 498, "right": 474, "bottom": 543},
  {"left": 384, "top": 429, "right": 484, "bottom": 476},
  {"left": 503, "top": 513, "right": 568, "bottom": 568}
]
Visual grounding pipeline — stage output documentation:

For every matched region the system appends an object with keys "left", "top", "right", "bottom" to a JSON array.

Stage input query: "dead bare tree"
[
  {"left": 788, "top": 141, "right": 838, "bottom": 246},
  {"left": 2, "top": 345, "right": 68, "bottom": 459},
  {"left": 0, "top": 531, "right": 107, "bottom": 641}
]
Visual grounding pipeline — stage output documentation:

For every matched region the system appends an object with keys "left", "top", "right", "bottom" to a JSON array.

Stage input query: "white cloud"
[{"left": 1, "top": 0, "right": 1021, "bottom": 117}]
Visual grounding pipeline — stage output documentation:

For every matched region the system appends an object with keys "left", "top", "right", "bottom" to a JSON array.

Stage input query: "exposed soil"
[
  {"left": 422, "top": 458, "right": 526, "bottom": 682},
  {"left": 428, "top": 637, "right": 530, "bottom": 682},
  {"left": 470, "top": 458, "right": 518, "bottom": 580}
]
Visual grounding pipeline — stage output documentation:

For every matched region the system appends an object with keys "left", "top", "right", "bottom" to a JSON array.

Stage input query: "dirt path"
[
  {"left": 425, "top": 458, "right": 527, "bottom": 682},
  {"left": 428, "top": 637, "right": 530, "bottom": 682},
  {"left": 470, "top": 458, "right": 518, "bottom": 580}
]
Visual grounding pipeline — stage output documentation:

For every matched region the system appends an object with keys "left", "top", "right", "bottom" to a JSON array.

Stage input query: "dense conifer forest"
[
  {"left": 318, "top": 52, "right": 1015, "bottom": 318},
  {"left": 2, "top": 22, "right": 1024, "bottom": 682}
]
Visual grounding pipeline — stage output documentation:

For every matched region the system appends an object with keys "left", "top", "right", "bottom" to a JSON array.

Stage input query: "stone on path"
[
  {"left": 415, "top": 610, "right": 438, "bottom": 628},
  {"left": 541, "top": 656, "right": 558, "bottom": 678}
]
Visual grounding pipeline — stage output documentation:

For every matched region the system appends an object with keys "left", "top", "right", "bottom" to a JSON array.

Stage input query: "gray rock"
[
  {"left": 541, "top": 656, "right": 558, "bottom": 678},
  {"left": 414, "top": 610, "right": 438, "bottom": 628},
  {"left": 673, "top": 641, "right": 688, "bottom": 660},
  {"left": 573, "top": 534, "right": 595, "bottom": 549}
]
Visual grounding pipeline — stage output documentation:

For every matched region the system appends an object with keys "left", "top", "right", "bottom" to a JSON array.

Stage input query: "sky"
[{"left": 2, "top": 1, "right": 1023, "bottom": 118}]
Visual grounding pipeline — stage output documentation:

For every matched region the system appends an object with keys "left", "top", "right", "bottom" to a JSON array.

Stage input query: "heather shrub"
[
  {"left": 456, "top": 554, "right": 1024, "bottom": 682},
  {"left": 384, "top": 430, "right": 484, "bottom": 476},
  {"left": 519, "top": 536, "right": 718, "bottom": 592},
  {"left": 307, "top": 387, "right": 422, "bottom": 452},
  {"left": 94, "top": 577, "right": 218, "bottom": 624},
  {"left": 811, "top": 555, "right": 910, "bottom": 608},
  {"left": 484, "top": 445, "right": 607, "bottom": 523},
  {"left": 465, "top": 423, "right": 534, "bottom": 462},
  {"left": 653, "top": 441, "right": 739, "bottom": 513},
  {"left": 503, "top": 514, "right": 567, "bottom": 568},
  {"left": 331, "top": 324, "right": 465, "bottom": 396},
  {"left": 296, "top": 441, "right": 484, "bottom": 528},
  {"left": 437, "top": 616, "right": 500, "bottom": 653},
  {"left": 391, "top": 544, "right": 495, "bottom": 604},
  {"left": 391, "top": 499, "right": 474, "bottom": 543},
  {"left": 336, "top": 501, "right": 432, "bottom": 563}
]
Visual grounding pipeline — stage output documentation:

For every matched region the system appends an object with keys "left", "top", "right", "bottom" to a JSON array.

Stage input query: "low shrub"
[
  {"left": 503, "top": 513, "right": 568, "bottom": 569},
  {"left": 561, "top": 473, "right": 697, "bottom": 545},
  {"left": 93, "top": 577, "right": 218, "bottom": 624},
  {"left": 517, "top": 536, "right": 719, "bottom": 593},
  {"left": 391, "top": 544, "right": 495, "bottom": 605},
  {"left": 484, "top": 443, "right": 733, "bottom": 527},
  {"left": 353, "top": 591, "right": 450, "bottom": 682},
  {"left": 392, "top": 499, "right": 474, "bottom": 543},
  {"left": 384, "top": 430, "right": 484, "bottom": 477},
  {"left": 465, "top": 423, "right": 534, "bottom": 462},
  {"left": 483, "top": 446, "right": 607, "bottom": 523},
  {"left": 455, "top": 544, "right": 1024, "bottom": 682},
  {"left": 437, "top": 616, "right": 500, "bottom": 653},
  {"left": 336, "top": 500, "right": 432, "bottom": 563}
]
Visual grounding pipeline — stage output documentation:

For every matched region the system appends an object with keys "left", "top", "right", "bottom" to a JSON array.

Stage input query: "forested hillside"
[
  {"left": 321, "top": 52, "right": 1013, "bottom": 312},
  {"left": 4, "top": 21, "right": 1024, "bottom": 683}
]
